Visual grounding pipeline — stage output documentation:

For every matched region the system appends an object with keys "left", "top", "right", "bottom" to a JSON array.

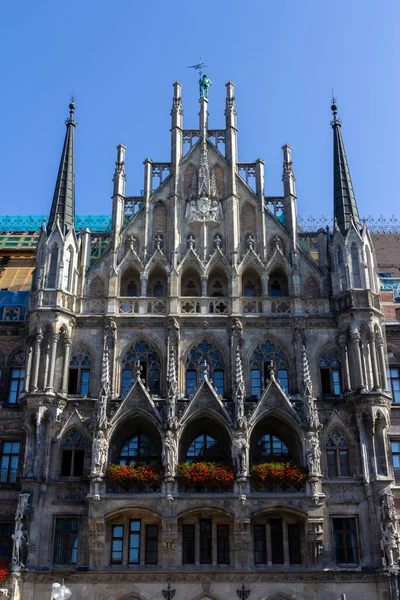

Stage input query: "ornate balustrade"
[
  {"left": 118, "top": 298, "right": 169, "bottom": 315},
  {"left": 107, "top": 480, "right": 162, "bottom": 494},
  {"left": 251, "top": 479, "right": 306, "bottom": 494},
  {"left": 179, "top": 297, "right": 230, "bottom": 315},
  {"left": 179, "top": 481, "right": 234, "bottom": 494},
  {"left": 30, "top": 290, "right": 76, "bottom": 312}
]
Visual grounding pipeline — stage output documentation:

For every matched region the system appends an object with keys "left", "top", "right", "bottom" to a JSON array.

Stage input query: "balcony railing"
[
  {"left": 107, "top": 479, "right": 162, "bottom": 493},
  {"left": 179, "top": 297, "right": 230, "bottom": 315},
  {"left": 251, "top": 479, "right": 306, "bottom": 493}
]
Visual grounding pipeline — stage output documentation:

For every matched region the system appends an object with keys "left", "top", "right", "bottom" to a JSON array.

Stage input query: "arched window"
[
  {"left": 119, "top": 434, "right": 158, "bottom": 466},
  {"left": 253, "top": 433, "right": 289, "bottom": 464},
  {"left": 120, "top": 266, "right": 140, "bottom": 297},
  {"left": 250, "top": 340, "right": 289, "bottom": 396},
  {"left": 319, "top": 351, "right": 342, "bottom": 396},
  {"left": 185, "top": 339, "right": 225, "bottom": 396},
  {"left": 121, "top": 340, "right": 161, "bottom": 395},
  {"left": 269, "top": 269, "right": 289, "bottom": 297},
  {"left": 186, "top": 434, "right": 225, "bottom": 464},
  {"left": 326, "top": 429, "right": 350, "bottom": 477},
  {"left": 337, "top": 246, "right": 346, "bottom": 291},
  {"left": 47, "top": 244, "right": 59, "bottom": 288},
  {"left": 351, "top": 244, "right": 361, "bottom": 288},
  {"left": 242, "top": 267, "right": 261, "bottom": 297},
  {"left": 365, "top": 246, "right": 375, "bottom": 291},
  {"left": 61, "top": 429, "right": 85, "bottom": 477},
  {"left": 68, "top": 352, "right": 91, "bottom": 395}
]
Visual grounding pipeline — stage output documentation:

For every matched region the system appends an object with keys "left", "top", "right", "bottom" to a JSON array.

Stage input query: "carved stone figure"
[
  {"left": 155, "top": 233, "right": 164, "bottom": 250},
  {"left": 245, "top": 234, "right": 255, "bottom": 250},
  {"left": 214, "top": 234, "right": 222, "bottom": 249},
  {"left": 381, "top": 489, "right": 396, "bottom": 523},
  {"left": 382, "top": 522, "right": 400, "bottom": 566},
  {"left": 232, "top": 432, "right": 249, "bottom": 476},
  {"left": 92, "top": 431, "right": 108, "bottom": 476},
  {"left": 162, "top": 430, "right": 177, "bottom": 477},
  {"left": 12, "top": 524, "right": 29, "bottom": 568},
  {"left": 306, "top": 431, "right": 321, "bottom": 476}
]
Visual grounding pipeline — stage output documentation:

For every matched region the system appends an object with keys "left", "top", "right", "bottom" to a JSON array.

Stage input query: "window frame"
[
  {"left": 121, "top": 341, "right": 162, "bottom": 396},
  {"left": 250, "top": 339, "right": 289, "bottom": 396},
  {"left": 252, "top": 516, "right": 304, "bottom": 566},
  {"left": 0, "top": 522, "right": 13, "bottom": 560},
  {"left": 326, "top": 429, "right": 350, "bottom": 478},
  {"left": 185, "top": 339, "right": 225, "bottom": 397},
  {"left": 109, "top": 516, "right": 160, "bottom": 566},
  {"left": 60, "top": 429, "right": 86, "bottom": 478},
  {"left": 0, "top": 440, "right": 20, "bottom": 484},
  {"left": 181, "top": 517, "right": 231, "bottom": 566},
  {"left": 7, "top": 367, "right": 25, "bottom": 404},
  {"left": 118, "top": 433, "right": 159, "bottom": 467},
  {"left": 388, "top": 365, "right": 400, "bottom": 403},
  {"left": 390, "top": 439, "right": 400, "bottom": 484},
  {"left": 319, "top": 352, "right": 342, "bottom": 397},
  {"left": 332, "top": 516, "right": 359, "bottom": 565},
  {"left": 68, "top": 353, "right": 91, "bottom": 396},
  {"left": 53, "top": 517, "right": 81, "bottom": 565}
]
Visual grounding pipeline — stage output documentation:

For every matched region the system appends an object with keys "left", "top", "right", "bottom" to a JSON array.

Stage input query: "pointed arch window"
[
  {"left": 68, "top": 352, "right": 91, "bottom": 395},
  {"left": 186, "top": 433, "right": 225, "bottom": 464},
  {"left": 61, "top": 429, "right": 85, "bottom": 477},
  {"left": 250, "top": 340, "right": 288, "bottom": 396},
  {"left": 47, "top": 244, "right": 59, "bottom": 288},
  {"left": 351, "top": 244, "right": 361, "bottom": 288},
  {"left": 319, "top": 351, "right": 342, "bottom": 396},
  {"left": 326, "top": 429, "right": 350, "bottom": 477},
  {"left": 119, "top": 434, "right": 158, "bottom": 466},
  {"left": 121, "top": 340, "right": 161, "bottom": 396},
  {"left": 185, "top": 339, "right": 225, "bottom": 396},
  {"left": 253, "top": 433, "right": 290, "bottom": 464}
]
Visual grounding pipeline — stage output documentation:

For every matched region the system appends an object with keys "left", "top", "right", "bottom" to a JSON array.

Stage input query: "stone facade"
[{"left": 0, "top": 81, "right": 400, "bottom": 600}]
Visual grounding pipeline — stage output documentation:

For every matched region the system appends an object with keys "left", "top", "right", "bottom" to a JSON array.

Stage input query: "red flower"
[
  {"left": 105, "top": 464, "right": 162, "bottom": 489},
  {"left": 0, "top": 559, "right": 9, "bottom": 582},
  {"left": 251, "top": 462, "right": 306, "bottom": 483},
  {"left": 177, "top": 462, "right": 234, "bottom": 487}
]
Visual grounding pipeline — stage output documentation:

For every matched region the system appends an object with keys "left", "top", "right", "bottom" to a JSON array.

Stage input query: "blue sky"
[{"left": 0, "top": 0, "right": 398, "bottom": 220}]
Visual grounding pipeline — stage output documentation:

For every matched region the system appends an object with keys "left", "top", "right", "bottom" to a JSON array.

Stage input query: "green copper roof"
[{"left": 0, "top": 215, "right": 112, "bottom": 233}]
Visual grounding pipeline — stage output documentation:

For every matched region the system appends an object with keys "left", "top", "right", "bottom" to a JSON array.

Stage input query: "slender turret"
[
  {"left": 47, "top": 100, "right": 76, "bottom": 235},
  {"left": 331, "top": 99, "right": 361, "bottom": 235}
]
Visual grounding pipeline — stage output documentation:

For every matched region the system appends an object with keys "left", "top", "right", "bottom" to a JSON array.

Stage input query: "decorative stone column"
[
  {"left": 350, "top": 329, "right": 365, "bottom": 391},
  {"left": 60, "top": 337, "right": 72, "bottom": 395},
  {"left": 339, "top": 334, "right": 352, "bottom": 393},
  {"left": 23, "top": 343, "right": 33, "bottom": 393},
  {"left": 30, "top": 330, "right": 43, "bottom": 392},
  {"left": 376, "top": 333, "right": 389, "bottom": 391},
  {"left": 46, "top": 332, "right": 59, "bottom": 392},
  {"left": 368, "top": 331, "right": 381, "bottom": 391}
]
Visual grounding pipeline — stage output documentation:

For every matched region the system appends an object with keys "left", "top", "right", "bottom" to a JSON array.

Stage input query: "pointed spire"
[
  {"left": 301, "top": 345, "right": 313, "bottom": 397},
  {"left": 331, "top": 97, "right": 361, "bottom": 235},
  {"left": 47, "top": 98, "right": 76, "bottom": 235}
]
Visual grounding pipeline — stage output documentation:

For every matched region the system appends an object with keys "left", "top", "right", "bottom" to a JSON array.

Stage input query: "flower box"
[
  {"left": 251, "top": 462, "right": 306, "bottom": 493},
  {"left": 177, "top": 462, "right": 234, "bottom": 492},
  {"left": 105, "top": 464, "right": 162, "bottom": 492}
]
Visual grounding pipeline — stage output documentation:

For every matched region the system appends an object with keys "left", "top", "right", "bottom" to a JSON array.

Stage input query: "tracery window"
[
  {"left": 119, "top": 434, "right": 158, "bottom": 466},
  {"left": 121, "top": 340, "right": 161, "bottom": 395},
  {"left": 253, "top": 433, "right": 290, "bottom": 464},
  {"left": 250, "top": 340, "right": 289, "bottom": 396},
  {"left": 61, "top": 429, "right": 85, "bottom": 477},
  {"left": 185, "top": 434, "right": 225, "bottom": 464},
  {"left": 68, "top": 352, "right": 91, "bottom": 395},
  {"left": 185, "top": 339, "right": 225, "bottom": 396},
  {"left": 319, "top": 351, "right": 342, "bottom": 396},
  {"left": 326, "top": 429, "right": 350, "bottom": 477},
  {"left": 351, "top": 244, "right": 361, "bottom": 288}
]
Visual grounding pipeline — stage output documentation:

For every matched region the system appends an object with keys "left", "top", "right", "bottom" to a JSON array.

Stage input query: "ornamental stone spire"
[{"left": 47, "top": 99, "right": 76, "bottom": 235}]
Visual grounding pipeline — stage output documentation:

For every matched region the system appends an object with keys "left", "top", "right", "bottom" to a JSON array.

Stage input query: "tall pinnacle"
[
  {"left": 331, "top": 98, "right": 361, "bottom": 235},
  {"left": 47, "top": 99, "right": 76, "bottom": 235}
]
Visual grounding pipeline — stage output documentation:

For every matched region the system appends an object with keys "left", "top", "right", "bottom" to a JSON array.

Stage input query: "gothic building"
[{"left": 0, "top": 80, "right": 400, "bottom": 600}]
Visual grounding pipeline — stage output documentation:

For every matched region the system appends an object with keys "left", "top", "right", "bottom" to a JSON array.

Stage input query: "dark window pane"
[
  {"left": 288, "top": 524, "right": 301, "bottom": 564},
  {"left": 183, "top": 524, "right": 195, "bottom": 564},
  {"left": 61, "top": 450, "right": 72, "bottom": 476},
  {"left": 270, "top": 518, "right": 284, "bottom": 564},
  {"left": 217, "top": 524, "right": 229, "bottom": 564},
  {"left": 54, "top": 519, "right": 80, "bottom": 564},
  {"left": 8, "top": 368, "right": 24, "bottom": 404},
  {"left": 121, "top": 369, "right": 132, "bottom": 396},
  {"left": 332, "top": 369, "right": 342, "bottom": 395},
  {"left": 145, "top": 524, "right": 158, "bottom": 564},
  {"left": 186, "top": 369, "right": 197, "bottom": 396},
  {"left": 250, "top": 369, "right": 261, "bottom": 396},
  {"left": 74, "top": 449, "right": 85, "bottom": 476},
  {"left": 254, "top": 524, "right": 266, "bottom": 564},
  {"left": 333, "top": 518, "right": 358, "bottom": 563},
  {"left": 68, "top": 369, "right": 78, "bottom": 394},
  {"left": 213, "top": 370, "right": 224, "bottom": 395},
  {"left": 200, "top": 519, "right": 212, "bottom": 564},
  {"left": 0, "top": 523, "right": 12, "bottom": 559},
  {"left": 327, "top": 450, "right": 337, "bottom": 477},
  {"left": 149, "top": 368, "right": 160, "bottom": 394},
  {"left": 320, "top": 369, "right": 331, "bottom": 394},
  {"left": 339, "top": 450, "right": 350, "bottom": 476}
]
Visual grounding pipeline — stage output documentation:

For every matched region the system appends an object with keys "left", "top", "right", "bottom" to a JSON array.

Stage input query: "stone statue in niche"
[
  {"left": 92, "top": 431, "right": 108, "bottom": 476},
  {"left": 185, "top": 146, "right": 222, "bottom": 224},
  {"left": 162, "top": 430, "right": 177, "bottom": 477},
  {"left": 232, "top": 431, "right": 249, "bottom": 476},
  {"left": 185, "top": 196, "right": 222, "bottom": 224},
  {"left": 382, "top": 522, "right": 400, "bottom": 566}
]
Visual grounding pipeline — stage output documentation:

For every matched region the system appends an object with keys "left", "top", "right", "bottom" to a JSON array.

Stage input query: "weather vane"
[{"left": 188, "top": 58, "right": 212, "bottom": 99}]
